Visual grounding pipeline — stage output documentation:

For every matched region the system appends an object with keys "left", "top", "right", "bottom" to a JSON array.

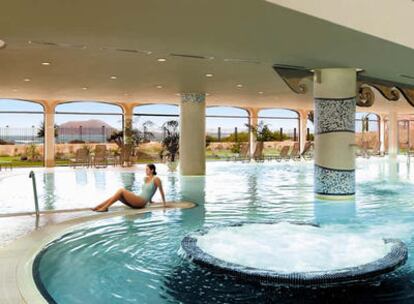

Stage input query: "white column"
[
  {"left": 379, "top": 114, "right": 386, "bottom": 155},
  {"left": 44, "top": 103, "right": 56, "bottom": 167},
  {"left": 299, "top": 110, "right": 309, "bottom": 153},
  {"left": 388, "top": 111, "right": 398, "bottom": 159},
  {"left": 314, "top": 68, "right": 357, "bottom": 200},
  {"left": 248, "top": 108, "right": 259, "bottom": 158},
  {"left": 180, "top": 93, "right": 206, "bottom": 175}
]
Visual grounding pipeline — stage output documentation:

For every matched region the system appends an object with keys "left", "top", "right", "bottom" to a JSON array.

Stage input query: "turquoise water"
[{"left": 29, "top": 159, "right": 414, "bottom": 303}]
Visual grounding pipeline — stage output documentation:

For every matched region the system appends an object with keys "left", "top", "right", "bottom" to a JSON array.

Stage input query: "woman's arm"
[{"left": 155, "top": 178, "right": 166, "bottom": 206}]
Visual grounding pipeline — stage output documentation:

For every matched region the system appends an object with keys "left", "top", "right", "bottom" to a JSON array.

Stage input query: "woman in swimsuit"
[{"left": 92, "top": 164, "right": 166, "bottom": 212}]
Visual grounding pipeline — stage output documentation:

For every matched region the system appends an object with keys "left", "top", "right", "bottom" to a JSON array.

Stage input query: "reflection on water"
[
  {"left": 30, "top": 157, "right": 414, "bottom": 303},
  {"left": 75, "top": 169, "right": 88, "bottom": 186},
  {"left": 42, "top": 173, "right": 56, "bottom": 210},
  {"left": 314, "top": 199, "right": 356, "bottom": 225}
]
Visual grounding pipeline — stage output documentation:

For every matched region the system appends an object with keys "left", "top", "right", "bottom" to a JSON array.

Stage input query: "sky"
[{"left": 0, "top": 99, "right": 380, "bottom": 134}]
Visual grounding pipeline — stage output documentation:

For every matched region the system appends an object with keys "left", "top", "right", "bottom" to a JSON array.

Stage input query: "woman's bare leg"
[{"left": 93, "top": 188, "right": 146, "bottom": 211}]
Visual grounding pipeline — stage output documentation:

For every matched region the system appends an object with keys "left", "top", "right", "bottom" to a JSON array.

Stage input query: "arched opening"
[
  {"left": 55, "top": 101, "right": 123, "bottom": 165},
  {"left": 355, "top": 112, "right": 380, "bottom": 153},
  {"left": 257, "top": 108, "right": 299, "bottom": 158},
  {"left": 133, "top": 104, "right": 179, "bottom": 162},
  {"left": 395, "top": 114, "right": 414, "bottom": 154},
  {"left": 206, "top": 107, "right": 249, "bottom": 159},
  {"left": 0, "top": 99, "right": 45, "bottom": 167}
]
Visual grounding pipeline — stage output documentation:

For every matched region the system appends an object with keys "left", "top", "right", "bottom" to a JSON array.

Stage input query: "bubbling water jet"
[{"left": 181, "top": 222, "right": 408, "bottom": 287}]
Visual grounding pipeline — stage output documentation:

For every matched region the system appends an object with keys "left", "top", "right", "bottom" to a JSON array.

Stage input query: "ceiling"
[{"left": 1, "top": 0, "right": 414, "bottom": 114}]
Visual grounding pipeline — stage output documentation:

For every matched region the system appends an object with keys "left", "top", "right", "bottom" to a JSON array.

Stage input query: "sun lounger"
[
  {"left": 70, "top": 148, "right": 90, "bottom": 168},
  {"left": 301, "top": 141, "right": 313, "bottom": 160},
  {"left": 253, "top": 142, "right": 264, "bottom": 162},
  {"left": 289, "top": 142, "right": 301, "bottom": 161},
  {"left": 93, "top": 145, "right": 108, "bottom": 168},
  {"left": 276, "top": 145, "right": 290, "bottom": 162}
]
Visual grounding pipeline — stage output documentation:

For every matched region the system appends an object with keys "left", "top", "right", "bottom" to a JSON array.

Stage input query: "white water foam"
[{"left": 196, "top": 222, "right": 395, "bottom": 273}]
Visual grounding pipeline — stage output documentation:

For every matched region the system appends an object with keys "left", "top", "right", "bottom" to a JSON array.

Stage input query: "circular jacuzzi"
[{"left": 181, "top": 222, "right": 408, "bottom": 287}]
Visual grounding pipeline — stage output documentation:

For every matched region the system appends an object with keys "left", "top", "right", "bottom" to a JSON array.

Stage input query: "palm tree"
[
  {"left": 161, "top": 120, "right": 179, "bottom": 162},
  {"left": 37, "top": 121, "right": 58, "bottom": 138}
]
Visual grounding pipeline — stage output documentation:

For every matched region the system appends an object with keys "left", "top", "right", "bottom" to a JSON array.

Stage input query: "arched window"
[
  {"left": 55, "top": 101, "right": 123, "bottom": 144},
  {"left": 355, "top": 112, "right": 380, "bottom": 149},
  {"left": 133, "top": 104, "right": 179, "bottom": 143},
  {"left": 257, "top": 108, "right": 299, "bottom": 142},
  {"left": 0, "top": 99, "right": 45, "bottom": 166},
  {"left": 206, "top": 106, "right": 249, "bottom": 141}
]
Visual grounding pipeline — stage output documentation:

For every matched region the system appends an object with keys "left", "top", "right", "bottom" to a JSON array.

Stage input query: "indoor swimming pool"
[{"left": 3, "top": 158, "right": 414, "bottom": 303}]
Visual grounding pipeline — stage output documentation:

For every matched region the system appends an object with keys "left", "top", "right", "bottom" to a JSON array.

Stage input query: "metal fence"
[
  {"left": 56, "top": 127, "right": 119, "bottom": 143},
  {"left": 0, "top": 126, "right": 120, "bottom": 144},
  {"left": 0, "top": 127, "right": 43, "bottom": 144}
]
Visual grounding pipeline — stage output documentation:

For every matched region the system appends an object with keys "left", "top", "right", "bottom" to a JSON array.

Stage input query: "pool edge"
[{"left": 0, "top": 202, "right": 196, "bottom": 303}]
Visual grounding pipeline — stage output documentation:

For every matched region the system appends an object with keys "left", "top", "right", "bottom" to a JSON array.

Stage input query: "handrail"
[{"left": 29, "top": 171, "right": 40, "bottom": 217}]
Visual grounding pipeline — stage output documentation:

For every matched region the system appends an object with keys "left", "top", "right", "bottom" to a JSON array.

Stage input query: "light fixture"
[
  {"left": 82, "top": 87, "right": 88, "bottom": 90},
  {"left": 41, "top": 62, "right": 51, "bottom": 66},
  {"left": 110, "top": 75, "right": 117, "bottom": 80},
  {"left": 157, "top": 58, "right": 167, "bottom": 62},
  {"left": 0, "top": 40, "right": 6, "bottom": 49},
  {"left": 175, "top": 93, "right": 181, "bottom": 96},
  {"left": 206, "top": 93, "right": 211, "bottom": 96},
  {"left": 205, "top": 73, "right": 213, "bottom": 77},
  {"left": 23, "top": 78, "right": 31, "bottom": 82},
  {"left": 258, "top": 91, "right": 264, "bottom": 95},
  {"left": 236, "top": 84, "right": 243, "bottom": 88},
  {"left": 156, "top": 85, "right": 163, "bottom": 89}
]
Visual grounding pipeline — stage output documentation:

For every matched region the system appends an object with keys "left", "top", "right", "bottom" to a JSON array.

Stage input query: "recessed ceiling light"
[
  {"left": 156, "top": 85, "right": 163, "bottom": 89},
  {"left": 157, "top": 58, "right": 167, "bottom": 62},
  {"left": 41, "top": 62, "right": 51, "bottom": 66},
  {"left": 82, "top": 87, "right": 88, "bottom": 90},
  {"left": 0, "top": 40, "right": 6, "bottom": 49},
  {"left": 23, "top": 78, "right": 31, "bottom": 82},
  {"left": 206, "top": 93, "right": 210, "bottom": 96},
  {"left": 205, "top": 73, "right": 213, "bottom": 77},
  {"left": 110, "top": 76, "right": 117, "bottom": 80},
  {"left": 258, "top": 91, "right": 264, "bottom": 94},
  {"left": 236, "top": 84, "right": 243, "bottom": 88},
  {"left": 175, "top": 93, "right": 181, "bottom": 96}
]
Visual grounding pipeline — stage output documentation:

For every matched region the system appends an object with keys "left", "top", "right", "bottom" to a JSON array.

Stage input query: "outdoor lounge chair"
[
  {"left": 70, "top": 148, "right": 89, "bottom": 168},
  {"left": 301, "top": 141, "right": 314, "bottom": 160},
  {"left": 289, "top": 142, "right": 301, "bottom": 161},
  {"left": 276, "top": 145, "right": 290, "bottom": 162},
  {"left": 93, "top": 145, "right": 108, "bottom": 168},
  {"left": 230, "top": 143, "right": 250, "bottom": 161},
  {"left": 253, "top": 142, "right": 264, "bottom": 162}
]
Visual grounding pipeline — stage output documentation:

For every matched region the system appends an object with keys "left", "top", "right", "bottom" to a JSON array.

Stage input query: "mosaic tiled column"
[
  {"left": 314, "top": 68, "right": 357, "bottom": 200},
  {"left": 180, "top": 93, "right": 206, "bottom": 175}
]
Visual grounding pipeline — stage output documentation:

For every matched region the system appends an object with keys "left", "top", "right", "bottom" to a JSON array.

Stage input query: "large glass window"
[
  {"left": 133, "top": 104, "right": 179, "bottom": 162},
  {"left": 0, "top": 99, "right": 44, "bottom": 167},
  {"left": 355, "top": 112, "right": 380, "bottom": 151},
  {"left": 55, "top": 101, "right": 123, "bottom": 164},
  {"left": 257, "top": 109, "right": 299, "bottom": 157},
  {"left": 205, "top": 107, "right": 249, "bottom": 159}
]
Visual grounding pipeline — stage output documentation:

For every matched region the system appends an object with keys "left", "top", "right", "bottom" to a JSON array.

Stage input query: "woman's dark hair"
[{"left": 147, "top": 163, "right": 157, "bottom": 175}]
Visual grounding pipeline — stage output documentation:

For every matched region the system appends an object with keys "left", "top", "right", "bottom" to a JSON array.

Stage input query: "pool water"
[{"left": 23, "top": 158, "right": 414, "bottom": 303}]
